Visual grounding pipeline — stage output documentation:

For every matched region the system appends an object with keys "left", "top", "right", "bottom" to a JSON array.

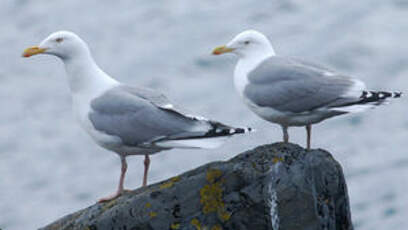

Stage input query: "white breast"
[
  {"left": 233, "top": 60, "right": 251, "bottom": 97},
  {"left": 233, "top": 53, "right": 273, "bottom": 98},
  {"left": 71, "top": 81, "right": 121, "bottom": 150}
]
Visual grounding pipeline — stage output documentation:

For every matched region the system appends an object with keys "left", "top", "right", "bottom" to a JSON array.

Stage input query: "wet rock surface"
[{"left": 39, "top": 143, "right": 353, "bottom": 230}]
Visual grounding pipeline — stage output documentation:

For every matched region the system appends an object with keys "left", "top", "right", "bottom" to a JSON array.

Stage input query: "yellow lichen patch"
[
  {"left": 170, "top": 223, "right": 181, "bottom": 229},
  {"left": 160, "top": 176, "right": 181, "bottom": 189},
  {"left": 199, "top": 169, "right": 231, "bottom": 223},
  {"left": 101, "top": 199, "right": 117, "bottom": 211},
  {"left": 191, "top": 218, "right": 201, "bottom": 230},
  {"left": 145, "top": 202, "right": 152, "bottom": 208},
  {"left": 206, "top": 169, "right": 223, "bottom": 183},
  {"left": 149, "top": 211, "right": 157, "bottom": 218},
  {"left": 211, "top": 225, "right": 222, "bottom": 230},
  {"left": 200, "top": 182, "right": 224, "bottom": 213},
  {"left": 272, "top": 156, "right": 284, "bottom": 164},
  {"left": 218, "top": 209, "right": 231, "bottom": 221}
]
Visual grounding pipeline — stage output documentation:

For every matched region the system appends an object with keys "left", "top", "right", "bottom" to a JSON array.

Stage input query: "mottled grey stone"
[{"left": 39, "top": 143, "right": 353, "bottom": 230}]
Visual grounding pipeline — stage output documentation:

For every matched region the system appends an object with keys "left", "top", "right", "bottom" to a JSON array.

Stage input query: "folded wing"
[
  {"left": 244, "top": 57, "right": 368, "bottom": 113},
  {"left": 89, "top": 85, "right": 249, "bottom": 149}
]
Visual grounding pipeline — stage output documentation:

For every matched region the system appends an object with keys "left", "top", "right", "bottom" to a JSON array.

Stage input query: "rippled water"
[{"left": 0, "top": 0, "right": 407, "bottom": 229}]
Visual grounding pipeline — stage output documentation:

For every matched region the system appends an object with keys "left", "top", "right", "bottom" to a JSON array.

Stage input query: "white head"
[
  {"left": 212, "top": 30, "right": 275, "bottom": 59},
  {"left": 22, "top": 31, "right": 91, "bottom": 60}
]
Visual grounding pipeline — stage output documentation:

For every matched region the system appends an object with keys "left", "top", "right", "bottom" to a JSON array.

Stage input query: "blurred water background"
[{"left": 0, "top": 0, "right": 407, "bottom": 229}]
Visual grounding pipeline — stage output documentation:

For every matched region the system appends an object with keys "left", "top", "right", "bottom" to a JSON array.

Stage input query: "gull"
[
  {"left": 22, "top": 31, "right": 251, "bottom": 202},
  {"left": 212, "top": 30, "right": 401, "bottom": 149}
]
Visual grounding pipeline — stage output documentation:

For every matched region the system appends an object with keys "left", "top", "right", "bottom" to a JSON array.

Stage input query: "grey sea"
[{"left": 1, "top": 0, "right": 407, "bottom": 229}]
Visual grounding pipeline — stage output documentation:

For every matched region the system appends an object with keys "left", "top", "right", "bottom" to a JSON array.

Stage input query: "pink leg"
[
  {"left": 282, "top": 125, "right": 289, "bottom": 143},
  {"left": 306, "top": 125, "right": 312, "bottom": 150},
  {"left": 99, "top": 156, "right": 127, "bottom": 202},
  {"left": 142, "top": 155, "right": 150, "bottom": 187}
]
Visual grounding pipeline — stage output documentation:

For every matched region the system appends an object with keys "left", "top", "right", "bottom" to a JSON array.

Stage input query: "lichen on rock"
[
  {"left": 39, "top": 143, "right": 353, "bottom": 230},
  {"left": 159, "top": 176, "right": 181, "bottom": 189}
]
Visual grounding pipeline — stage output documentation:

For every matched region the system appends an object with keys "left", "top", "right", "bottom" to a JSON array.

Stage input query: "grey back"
[{"left": 244, "top": 57, "right": 358, "bottom": 113}]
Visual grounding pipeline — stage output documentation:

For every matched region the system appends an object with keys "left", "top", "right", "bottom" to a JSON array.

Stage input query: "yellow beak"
[
  {"left": 22, "top": 46, "right": 47, "bottom": 58},
  {"left": 212, "top": 45, "right": 234, "bottom": 55}
]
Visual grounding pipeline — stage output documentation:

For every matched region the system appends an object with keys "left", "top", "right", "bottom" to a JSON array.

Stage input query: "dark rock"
[{"left": 39, "top": 143, "right": 353, "bottom": 230}]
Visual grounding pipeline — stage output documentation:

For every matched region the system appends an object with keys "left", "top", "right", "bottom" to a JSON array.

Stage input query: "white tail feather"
[
  {"left": 330, "top": 104, "right": 375, "bottom": 113},
  {"left": 155, "top": 136, "right": 231, "bottom": 149},
  {"left": 342, "top": 79, "right": 366, "bottom": 98}
]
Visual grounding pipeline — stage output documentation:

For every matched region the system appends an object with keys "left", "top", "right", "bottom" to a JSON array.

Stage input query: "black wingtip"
[
  {"left": 359, "top": 90, "right": 402, "bottom": 104},
  {"left": 393, "top": 92, "right": 403, "bottom": 98},
  {"left": 233, "top": 127, "right": 255, "bottom": 134}
]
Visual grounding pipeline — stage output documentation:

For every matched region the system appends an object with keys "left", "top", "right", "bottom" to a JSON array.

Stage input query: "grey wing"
[
  {"left": 244, "top": 57, "right": 364, "bottom": 113},
  {"left": 89, "top": 86, "right": 212, "bottom": 147},
  {"left": 118, "top": 85, "right": 200, "bottom": 119}
]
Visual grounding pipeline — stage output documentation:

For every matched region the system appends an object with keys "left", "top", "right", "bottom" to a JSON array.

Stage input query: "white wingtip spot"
[
  {"left": 162, "top": 104, "right": 174, "bottom": 109},
  {"left": 186, "top": 114, "right": 209, "bottom": 121}
]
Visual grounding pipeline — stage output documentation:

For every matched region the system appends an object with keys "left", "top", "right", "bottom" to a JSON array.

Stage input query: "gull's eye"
[
  {"left": 56, "top": 38, "right": 63, "bottom": 43},
  {"left": 244, "top": 41, "right": 250, "bottom": 45}
]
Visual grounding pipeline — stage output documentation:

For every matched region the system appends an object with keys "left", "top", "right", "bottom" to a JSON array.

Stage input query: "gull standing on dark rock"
[
  {"left": 23, "top": 31, "right": 252, "bottom": 202},
  {"left": 212, "top": 30, "right": 401, "bottom": 149}
]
